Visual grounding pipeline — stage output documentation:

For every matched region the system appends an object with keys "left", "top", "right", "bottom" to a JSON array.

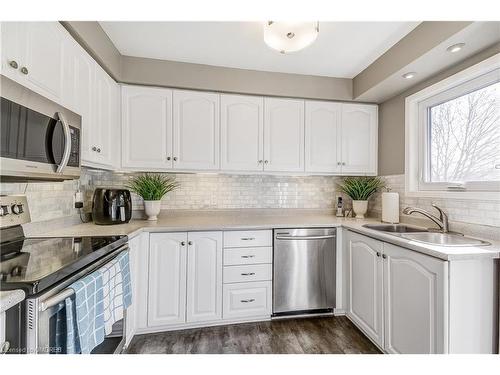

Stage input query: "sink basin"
[
  {"left": 362, "top": 224, "right": 429, "bottom": 233},
  {"left": 401, "top": 232, "right": 491, "bottom": 247}
]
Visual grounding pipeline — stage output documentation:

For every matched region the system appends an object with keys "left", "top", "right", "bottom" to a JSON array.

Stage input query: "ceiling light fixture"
[
  {"left": 402, "top": 72, "right": 417, "bottom": 79},
  {"left": 446, "top": 43, "right": 465, "bottom": 53},
  {"left": 264, "top": 21, "right": 319, "bottom": 54}
]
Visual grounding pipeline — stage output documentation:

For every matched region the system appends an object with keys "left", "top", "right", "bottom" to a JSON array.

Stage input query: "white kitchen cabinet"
[
  {"left": 186, "top": 232, "right": 223, "bottom": 323},
  {"left": 346, "top": 231, "right": 384, "bottom": 348},
  {"left": 121, "top": 85, "right": 173, "bottom": 169},
  {"left": 305, "top": 101, "right": 342, "bottom": 173},
  {"left": 1, "top": 22, "right": 65, "bottom": 104},
  {"left": 340, "top": 104, "right": 378, "bottom": 175},
  {"left": 173, "top": 90, "right": 220, "bottom": 170},
  {"left": 263, "top": 97, "right": 305, "bottom": 172},
  {"left": 383, "top": 242, "right": 446, "bottom": 354},
  {"left": 148, "top": 233, "right": 188, "bottom": 327},
  {"left": 220, "top": 94, "right": 264, "bottom": 172}
]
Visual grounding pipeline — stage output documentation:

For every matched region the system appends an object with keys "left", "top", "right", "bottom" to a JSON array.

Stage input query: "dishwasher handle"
[{"left": 275, "top": 234, "right": 336, "bottom": 240}]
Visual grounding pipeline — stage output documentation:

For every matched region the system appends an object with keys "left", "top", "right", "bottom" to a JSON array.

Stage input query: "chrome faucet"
[{"left": 402, "top": 203, "right": 449, "bottom": 233}]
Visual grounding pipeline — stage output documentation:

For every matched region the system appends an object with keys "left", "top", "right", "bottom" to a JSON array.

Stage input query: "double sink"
[{"left": 362, "top": 224, "right": 491, "bottom": 247}]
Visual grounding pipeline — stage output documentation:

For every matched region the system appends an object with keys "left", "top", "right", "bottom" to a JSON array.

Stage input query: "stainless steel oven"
[
  {"left": 0, "top": 76, "right": 81, "bottom": 181},
  {"left": 25, "top": 244, "right": 128, "bottom": 354}
]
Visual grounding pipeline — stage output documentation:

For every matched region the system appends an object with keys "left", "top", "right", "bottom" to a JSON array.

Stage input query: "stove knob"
[
  {"left": 0, "top": 205, "right": 9, "bottom": 216},
  {"left": 11, "top": 204, "right": 23, "bottom": 215}
]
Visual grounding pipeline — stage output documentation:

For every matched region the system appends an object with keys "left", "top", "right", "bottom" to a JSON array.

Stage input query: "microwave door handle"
[{"left": 55, "top": 112, "right": 71, "bottom": 173}]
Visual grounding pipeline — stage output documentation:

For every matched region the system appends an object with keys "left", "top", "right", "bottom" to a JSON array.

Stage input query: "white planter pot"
[
  {"left": 144, "top": 200, "right": 161, "bottom": 221},
  {"left": 352, "top": 200, "right": 368, "bottom": 219}
]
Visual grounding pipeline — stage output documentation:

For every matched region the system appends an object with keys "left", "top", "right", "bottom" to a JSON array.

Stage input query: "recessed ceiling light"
[
  {"left": 402, "top": 72, "right": 417, "bottom": 79},
  {"left": 446, "top": 43, "right": 465, "bottom": 53}
]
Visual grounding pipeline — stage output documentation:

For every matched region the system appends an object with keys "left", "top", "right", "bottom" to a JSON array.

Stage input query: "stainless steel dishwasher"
[{"left": 273, "top": 228, "right": 336, "bottom": 317}]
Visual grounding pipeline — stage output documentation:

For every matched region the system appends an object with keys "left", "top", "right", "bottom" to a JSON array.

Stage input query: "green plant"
[
  {"left": 126, "top": 173, "right": 179, "bottom": 201},
  {"left": 337, "top": 176, "right": 385, "bottom": 201}
]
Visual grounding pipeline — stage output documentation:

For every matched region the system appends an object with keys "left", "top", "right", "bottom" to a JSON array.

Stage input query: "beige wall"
[
  {"left": 378, "top": 43, "right": 500, "bottom": 175},
  {"left": 120, "top": 56, "right": 352, "bottom": 100}
]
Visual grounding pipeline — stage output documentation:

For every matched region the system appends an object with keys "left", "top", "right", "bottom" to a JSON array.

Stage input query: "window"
[{"left": 406, "top": 54, "right": 500, "bottom": 199}]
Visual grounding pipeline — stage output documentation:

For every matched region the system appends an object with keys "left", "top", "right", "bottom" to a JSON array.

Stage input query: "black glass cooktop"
[{"left": 0, "top": 235, "right": 127, "bottom": 295}]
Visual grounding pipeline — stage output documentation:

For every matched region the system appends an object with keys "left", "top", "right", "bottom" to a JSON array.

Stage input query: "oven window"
[{"left": 1, "top": 97, "right": 65, "bottom": 165}]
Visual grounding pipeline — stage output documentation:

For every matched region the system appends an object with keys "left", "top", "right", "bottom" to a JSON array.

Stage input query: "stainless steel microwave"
[{"left": 0, "top": 76, "right": 81, "bottom": 181}]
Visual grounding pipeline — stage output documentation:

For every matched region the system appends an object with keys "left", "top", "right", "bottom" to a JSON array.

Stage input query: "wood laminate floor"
[{"left": 126, "top": 316, "right": 381, "bottom": 354}]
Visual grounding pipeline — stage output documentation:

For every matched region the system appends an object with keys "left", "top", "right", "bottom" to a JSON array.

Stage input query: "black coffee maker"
[{"left": 92, "top": 188, "right": 132, "bottom": 225}]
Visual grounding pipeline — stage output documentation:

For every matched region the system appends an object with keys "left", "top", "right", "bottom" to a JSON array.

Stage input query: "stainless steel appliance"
[
  {"left": 273, "top": 228, "right": 336, "bottom": 317},
  {"left": 0, "top": 195, "right": 128, "bottom": 354},
  {"left": 0, "top": 76, "right": 81, "bottom": 181},
  {"left": 92, "top": 188, "right": 132, "bottom": 225}
]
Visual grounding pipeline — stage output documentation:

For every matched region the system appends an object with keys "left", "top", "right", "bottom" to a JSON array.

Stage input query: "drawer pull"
[
  {"left": 241, "top": 272, "right": 255, "bottom": 276},
  {"left": 240, "top": 299, "right": 255, "bottom": 303},
  {"left": 241, "top": 255, "right": 255, "bottom": 258},
  {"left": 241, "top": 237, "right": 255, "bottom": 241}
]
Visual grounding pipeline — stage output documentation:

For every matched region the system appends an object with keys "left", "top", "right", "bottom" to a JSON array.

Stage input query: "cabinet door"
[
  {"left": 23, "top": 22, "right": 65, "bottom": 102},
  {"left": 92, "top": 66, "right": 118, "bottom": 168},
  {"left": 63, "top": 41, "right": 95, "bottom": 164},
  {"left": 383, "top": 243, "right": 447, "bottom": 354},
  {"left": 122, "top": 85, "right": 173, "bottom": 169},
  {"left": 341, "top": 104, "right": 378, "bottom": 175},
  {"left": 186, "top": 232, "right": 223, "bottom": 323},
  {"left": 1, "top": 22, "right": 27, "bottom": 81},
  {"left": 148, "top": 233, "right": 188, "bottom": 327},
  {"left": 346, "top": 231, "right": 384, "bottom": 347},
  {"left": 173, "top": 90, "right": 220, "bottom": 170},
  {"left": 263, "top": 98, "right": 305, "bottom": 172},
  {"left": 220, "top": 94, "right": 264, "bottom": 172},
  {"left": 305, "top": 101, "right": 342, "bottom": 173}
]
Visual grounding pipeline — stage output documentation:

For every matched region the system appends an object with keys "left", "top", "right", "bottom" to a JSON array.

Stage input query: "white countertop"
[
  {"left": 0, "top": 290, "right": 25, "bottom": 313},
  {"left": 30, "top": 210, "right": 500, "bottom": 261}
]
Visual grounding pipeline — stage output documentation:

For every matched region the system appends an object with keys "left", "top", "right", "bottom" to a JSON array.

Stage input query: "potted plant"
[
  {"left": 337, "top": 176, "right": 385, "bottom": 219},
  {"left": 127, "top": 173, "right": 179, "bottom": 221}
]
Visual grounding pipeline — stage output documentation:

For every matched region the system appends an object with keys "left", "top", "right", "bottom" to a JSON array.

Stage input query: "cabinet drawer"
[
  {"left": 223, "top": 264, "right": 272, "bottom": 283},
  {"left": 223, "top": 247, "right": 272, "bottom": 266},
  {"left": 224, "top": 230, "right": 272, "bottom": 248},
  {"left": 223, "top": 281, "right": 272, "bottom": 319}
]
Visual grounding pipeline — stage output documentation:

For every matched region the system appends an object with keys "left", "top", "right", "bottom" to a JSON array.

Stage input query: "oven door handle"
[
  {"left": 55, "top": 112, "right": 71, "bottom": 174},
  {"left": 39, "top": 288, "right": 75, "bottom": 312}
]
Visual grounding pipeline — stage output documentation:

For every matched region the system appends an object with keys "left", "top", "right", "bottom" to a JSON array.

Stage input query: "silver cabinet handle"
[
  {"left": 241, "top": 272, "right": 255, "bottom": 276},
  {"left": 188, "top": 241, "right": 193, "bottom": 246},
  {"left": 181, "top": 241, "right": 186, "bottom": 246},
  {"left": 9, "top": 60, "right": 18, "bottom": 69},
  {"left": 240, "top": 299, "right": 255, "bottom": 303},
  {"left": 96, "top": 148, "right": 101, "bottom": 153},
  {"left": 167, "top": 156, "right": 171, "bottom": 161},
  {"left": 173, "top": 157, "right": 178, "bottom": 161},
  {"left": 264, "top": 160, "right": 269, "bottom": 164},
  {"left": 337, "top": 162, "right": 341, "bottom": 165},
  {"left": 20, "top": 66, "right": 28, "bottom": 75},
  {"left": 382, "top": 254, "right": 387, "bottom": 259},
  {"left": 55, "top": 112, "right": 71, "bottom": 174},
  {"left": 342, "top": 162, "right": 346, "bottom": 166},
  {"left": 241, "top": 255, "right": 255, "bottom": 258},
  {"left": 92, "top": 146, "right": 97, "bottom": 151},
  {"left": 258, "top": 160, "right": 263, "bottom": 164},
  {"left": 376, "top": 252, "right": 381, "bottom": 257},
  {"left": 241, "top": 237, "right": 255, "bottom": 241}
]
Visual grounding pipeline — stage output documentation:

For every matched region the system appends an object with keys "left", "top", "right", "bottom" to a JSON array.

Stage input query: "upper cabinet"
[
  {"left": 122, "top": 85, "right": 173, "bottom": 169},
  {"left": 173, "top": 90, "right": 220, "bottom": 170},
  {"left": 264, "top": 98, "right": 305, "bottom": 172},
  {"left": 220, "top": 94, "right": 264, "bottom": 172},
  {"left": 340, "top": 104, "right": 378, "bottom": 175},
  {"left": 1, "top": 22, "right": 65, "bottom": 104},
  {"left": 305, "top": 101, "right": 342, "bottom": 173}
]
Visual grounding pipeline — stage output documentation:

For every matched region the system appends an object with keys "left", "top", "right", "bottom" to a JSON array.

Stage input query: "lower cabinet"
[
  {"left": 223, "top": 281, "right": 272, "bottom": 320},
  {"left": 346, "top": 231, "right": 447, "bottom": 353}
]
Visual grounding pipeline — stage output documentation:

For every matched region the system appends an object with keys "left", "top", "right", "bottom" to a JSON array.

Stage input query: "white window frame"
[{"left": 405, "top": 53, "right": 500, "bottom": 201}]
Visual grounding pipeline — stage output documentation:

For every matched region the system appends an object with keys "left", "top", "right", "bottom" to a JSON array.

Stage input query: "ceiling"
[{"left": 99, "top": 21, "right": 420, "bottom": 78}]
